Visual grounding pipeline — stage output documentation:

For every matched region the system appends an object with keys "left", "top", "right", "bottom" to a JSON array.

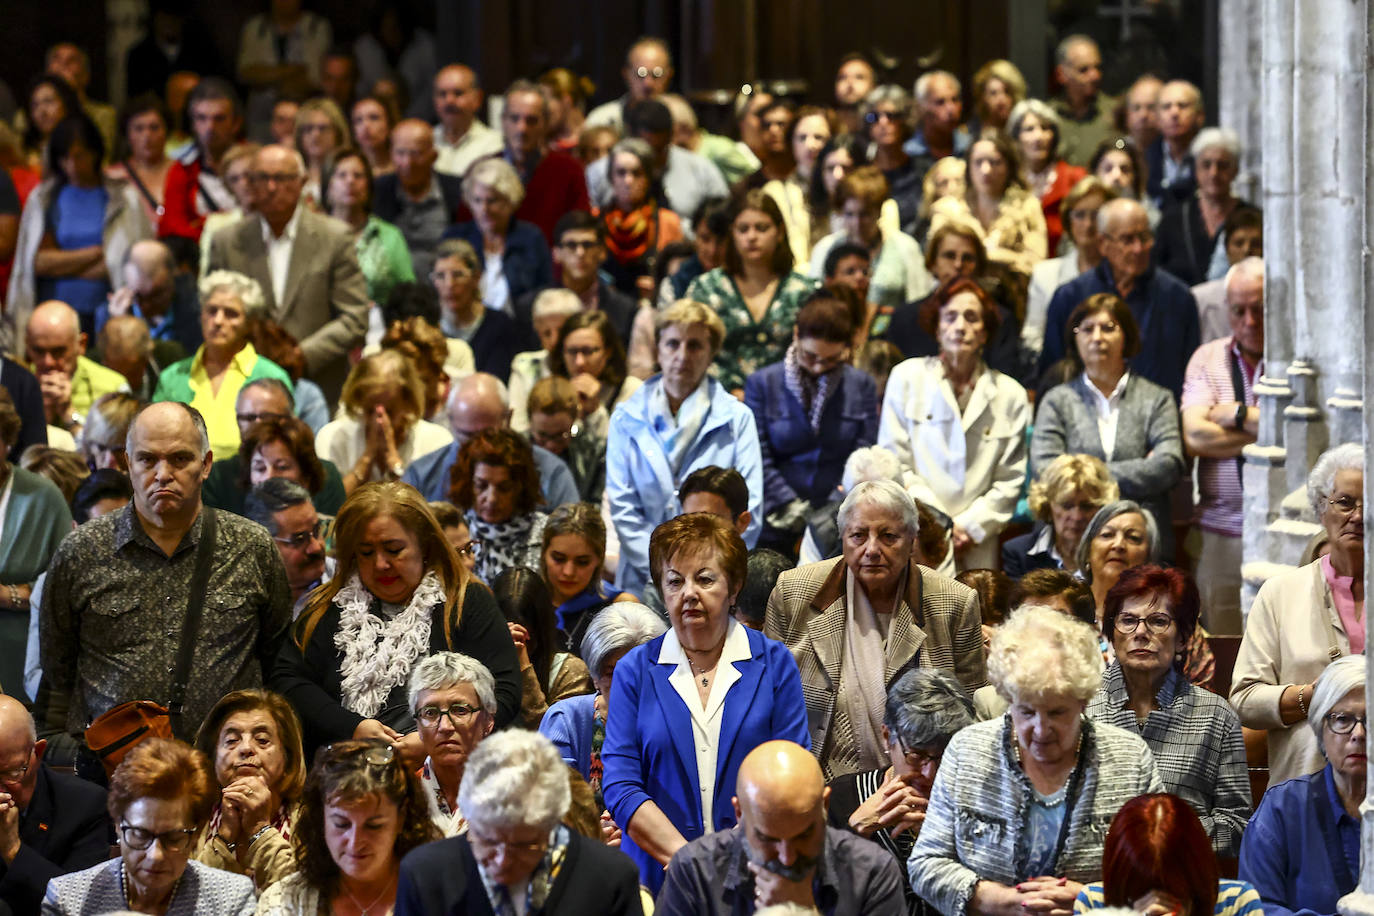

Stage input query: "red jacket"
[
  {"left": 159, "top": 153, "right": 229, "bottom": 241},
  {"left": 1040, "top": 161, "right": 1087, "bottom": 256},
  {"left": 514, "top": 151, "right": 590, "bottom": 246}
]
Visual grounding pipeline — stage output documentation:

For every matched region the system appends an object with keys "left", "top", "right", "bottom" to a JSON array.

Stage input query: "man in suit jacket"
[
  {"left": 511, "top": 211, "right": 637, "bottom": 347},
  {"left": 206, "top": 145, "right": 368, "bottom": 404},
  {"left": 0, "top": 696, "right": 112, "bottom": 915},
  {"left": 764, "top": 480, "right": 986, "bottom": 779},
  {"left": 372, "top": 120, "right": 465, "bottom": 281}
]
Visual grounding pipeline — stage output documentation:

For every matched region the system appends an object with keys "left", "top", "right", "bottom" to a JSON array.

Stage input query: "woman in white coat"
[{"left": 878, "top": 277, "right": 1030, "bottom": 570}]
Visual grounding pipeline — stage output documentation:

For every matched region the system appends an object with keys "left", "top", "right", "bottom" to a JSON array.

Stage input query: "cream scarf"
[{"left": 334, "top": 571, "right": 444, "bottom": 718}]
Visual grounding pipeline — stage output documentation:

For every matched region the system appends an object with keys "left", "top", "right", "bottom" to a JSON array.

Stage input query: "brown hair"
[
  {"left": 724, "top": 189, "right": 793, "bottom": 278},
  {"left": 380, "top": 317, "right": 450, "bottom": 418},
  {"left": 795, "top": 293, "right": 854, "bottom": 344},
  {"left": 340, "top": 349, "right": 426, "bottom": 430},
  {"left": 292, "top": 740, "right": 438, "bottom": 899},
  {"left": 252, "top": 320, "right": 306, "bottom": 382},
  {"left": 1064, "top": 292, "right": 1141, "bottom": 370},
  {"left": 955, "top": 568, "right": 1013, "bottom": 627},
  {"left": 547, "top": 310, "right": 628, "bottom": 391},
  {"left": 1009, "top": 568, "right": 1097, "bottom": 627},
  {"left": 448, "top": 428, "right": 543, "bottom": 516},
  {"left": 0, "top": 388, "right": 20, "bottom": 449},
  {"left": 527, "top": 376, "right": 579, "bottom": 419},
  {"left": 319, "top": 148, "right": 374, "bottom": 212},
  {"left": 236, "top": 417, "right": 326, "bottom": 494},
  {"left": 108, "top": 738, "right": 216, "bottom": 827},
  {"left": 295, "top": 482, "right": 472, "bottom": 649},
  {"left": 293, "top": 97, "right": 349, "bottom": 159},
  {"left": 539, "top": 67, "right": 596, "bottom": 109},
  {"left": 917, "top": 276, "right": 1003, "bottom": 341},
  {"left": 835, "top": 165, "right": 890, "bottom": 213},
  {"left": 924, "top": 220, "right": 989, "bottom": 275},
  {"left": 965, "top": 128, "right": 1026, "bottom": 195},
  {"left": 194, "top": 689, "right": 308, "bottom": 803},
  {"left": 649, "top": 512, "right": 748, "bottom": 596},
  {"left": 19, "top": 445, "right": 89, "bottom": 503},
  {"left": 541, "top": 502, "right": 609, "bottom": 598}
]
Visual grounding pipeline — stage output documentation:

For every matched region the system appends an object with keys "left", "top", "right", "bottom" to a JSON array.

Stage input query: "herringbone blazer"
[{"left": 764, "top": 556, "right": 986, "bottom": 778}]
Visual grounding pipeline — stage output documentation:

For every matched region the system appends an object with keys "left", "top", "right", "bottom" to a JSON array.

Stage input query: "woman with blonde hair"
[
  {"left": 316, "top": 349, "right": 453, "bottom": 490},
  {"left": 1002, "top": 453, "right": 1119, "bottom": 578},
  {"left": 270, "top": 481, "right": 521, "bottom": 759},
  {"left": 18, "top": 444, "right": 89, "bottom": 503},
  {"left": 79, "top": 390, "right": 141, "bottom": 471},
  {"left": 293, "top": 97, "right": 350, "bottom": 208}
]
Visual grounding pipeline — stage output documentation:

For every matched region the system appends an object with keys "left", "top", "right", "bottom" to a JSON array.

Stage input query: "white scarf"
[
  {"left": 419, "top": 757, "right": 468, "bottom": 838},
  {"left": 649, "top": 376, "right": 711, "bottom": 478},
  {"left": 334, "top": 572, "right": 444, "bottom": 718},
  {"left": 836, "top": 569, "right": 902, "bottom": 772}
]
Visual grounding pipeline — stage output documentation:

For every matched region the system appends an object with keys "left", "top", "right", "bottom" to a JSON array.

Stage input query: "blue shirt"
[
  {"left": 43, "top": 185, "right": 109, "bottom": 316},
  {"left": 402, "top": 439, "right": 579, "bottom": 510},
  {"left": 1238, "top": 765, "right": 1358, "bottom": 916}
]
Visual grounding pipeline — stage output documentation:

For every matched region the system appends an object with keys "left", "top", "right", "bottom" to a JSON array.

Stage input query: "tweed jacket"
[
  {"left": 908, "top": 717, "right": 1163, "bottom": 916},
  {"left": 764, "top": 557, "right": 986, "bottom": 778},
  {"left": 1030, "top": 373, "right": 1184, "bottom": 533},
  {"left": 205, "top": 209, "right": 369, "bottom": 402}
]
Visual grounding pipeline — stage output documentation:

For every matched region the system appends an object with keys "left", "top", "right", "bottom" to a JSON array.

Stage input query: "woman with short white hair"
[
  {"left": 407, "top": 652, "right": 497, "bottom": 837},
  {"left": 509, "top": 288, "right": 582, "bottom": 431},
  {"left": 393, "top": 730, "right": 644, "bottom": 914},
  {"left": 910, "top": 606, "right": 1162, "bottom": 916},
  {"left": 1232, "top": 441, "right": 1365, "bottom": 788},
  {"left": 1153, "top": 126, "right": 1246, "bottom": 285},
  {"left": 766, "top": 478, "right": 986, "bottom": 779},
  {"left": 153, "top": 269, "right": 292, "bottom": 456}
]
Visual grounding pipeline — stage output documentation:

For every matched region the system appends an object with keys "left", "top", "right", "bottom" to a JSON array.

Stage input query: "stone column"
[{"left": 1217, "top": 0, "right": 1262, "bottom": 202}]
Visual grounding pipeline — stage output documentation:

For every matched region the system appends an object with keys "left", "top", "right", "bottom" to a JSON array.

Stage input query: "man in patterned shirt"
[{"left": 34, "top": 402, "right": 291, "bottom": 769}]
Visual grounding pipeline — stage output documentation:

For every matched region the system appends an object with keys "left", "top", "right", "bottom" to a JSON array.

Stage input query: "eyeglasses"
[
  {"left": 564, "top": 344, "right": 604, "bottom": 359},
  {"left": 453, "top": 539, "right": 481, "bottom": 560},
  {"left": 415, "top": 703, "right": 484, "bottom": 729},
  {"left": 1328, "top": 495, "right": 1363, "bottom": 517},
  {"left": 468, "top": 827, "right": 549, "bottom": 857},
  {"left": 635, "top": 66, "right": 666, "bottom": 79},
  {"left": 119, "top": 821, "right": 198, "bottom": 853},
  {"left": 864, "top": 110, "right": 900, "bottom": 124},
  {"left": 237, "top": 411, "right": 289, "bottom": 427},
  {"left": 897, "top": 743, "right": 943, "bottom": 770},
  {"left": 273, "top": 520, "right": 323, "bottom": 549},
  {"left": 1114, "top": 613, "right": 1176, "bottom": 635},
  {"left": 0, "top": 747, "right": 32, "bottom": 784},
  {"left": 1103, "top": 230, "right": 1154, "bottom": 247},
  {"left": 530, "top": 429, "right": 573, "bottom": 448},
  {"left": 1074, "top": 321, "right": 1119, "bottom": 336},
  {"left": 1326, "top": 713, "right": 1368, "bottom": 735}
]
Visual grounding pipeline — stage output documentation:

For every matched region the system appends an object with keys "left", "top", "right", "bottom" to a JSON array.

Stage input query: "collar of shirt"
[
  {"left": 114, "top": 501, "right": 205, "bottom": 557},
  {"left": 189, "top": 341, "right": 259, "bottom": 383},
  {"left": 1102, "top": 662, "right": 1183, "bottom": 711},
  {"left": 1096, "top": 260, "right": 1156, "bottom": 301},
  {"left": 575, "top": 282, "right": 600, "bottom": 311},
  {"left": 402, "top": 176, "right": 443, "bottom": 207},
  {"left": 260, "top": 203, "right": 303, "bottom": 244},
  {"left": 1324, "top": 764, "right": 1359, "bottom": 826},
  {"left": 1081, "top": 370, "right": 1130, "bottom": 413},
  {"left": 1028, "top": 523, "right": 1062, "bottom": 565},
  {"left": 657, "top": 616, "right": 752, "bottom": 672}
]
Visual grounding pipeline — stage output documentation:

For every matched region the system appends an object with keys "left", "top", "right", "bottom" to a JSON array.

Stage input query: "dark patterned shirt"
[
  {"left": 685, "top": 267, "right": 820, "bottom": 392},
  {"left": 37, "top": 504, "right": 291, "bottom": 742}
]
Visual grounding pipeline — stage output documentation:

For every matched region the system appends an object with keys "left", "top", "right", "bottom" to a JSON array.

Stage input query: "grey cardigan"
[
  {"left": 1030, "top": 373, "right": 1183, "bottom": 529},
  {"left": 908, "top": 716, "right": 1162, "bottom": 916}
]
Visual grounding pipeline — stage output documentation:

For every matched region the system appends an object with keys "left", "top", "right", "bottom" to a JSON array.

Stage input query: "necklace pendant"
[{"left": 701, "top": 675, "right": 709, "bottom": 687}]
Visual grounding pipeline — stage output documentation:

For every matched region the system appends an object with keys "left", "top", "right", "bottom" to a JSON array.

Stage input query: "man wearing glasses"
[
  {"left": 0, "top": 694, "right": 112, "bottom": 914},
  {"left": 585, "top": 37, "right": 675, "bottom": 134},
  {"left": 1037, "top": 197, "right": 1200, "bottom": 401},
  {"left": 245, "top": 478, "right": 330, "bottom": 612},
  {"left": 513, "top": 212, "right": 637, "bottom": 349}
]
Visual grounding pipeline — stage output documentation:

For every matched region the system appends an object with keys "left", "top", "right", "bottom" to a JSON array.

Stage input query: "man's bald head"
[
  {"left": 26, "top": 301, "right": 84, "bottom": 377},
  {"left": 252, "top": 145, "right": 306, "bottom": 225},
  {"left": 392, "top": 120, "right": 437, "bottom": 192},
  {"left": 100, "top": 316, "right": 153, "bottom": 389},
  {"left": 448, "top": 373, "right": 511, "bottom": 443},
  {"left": 126, "top": 239, "right": 175, "bottom": 279},
  {"left": 123, "top": 239, "right": 176, "bottom": 310},
  {"left": 0, "top": 696, "right": 36, "bottom": 745},
  {"left": 737, "top": 740, "right": 826, "bottom": 816},
  {"left": 0, "top": 693, "right": 41, "bottom": 810},
  {"left": 1096, "top": 197, "right": 1148, "bottom": 236}
]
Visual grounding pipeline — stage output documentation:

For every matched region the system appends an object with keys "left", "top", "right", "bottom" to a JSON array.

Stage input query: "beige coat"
[
  {"left": 1230, "top": 560, "right": 1351, "bottom": 788},
  {"left": 929, "top": 186, "right": 1048, "bottom": 279}
]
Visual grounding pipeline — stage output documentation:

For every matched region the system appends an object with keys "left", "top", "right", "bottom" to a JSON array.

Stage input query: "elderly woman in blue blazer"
[
  {"left": 606, "top": 299, "right": 764, "bottom": 596},
  {"left": 1030, "top": 291, "right": 1184, "bottom": 558},
  {"left": 744, "top": 291, "right": 879, "bottom": 552},
  {"left": 601, "top": 513, "right": 810, "bottom": 894}
]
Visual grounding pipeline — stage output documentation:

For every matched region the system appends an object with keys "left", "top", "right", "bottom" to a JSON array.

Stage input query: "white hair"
[
  {"left": 1224, "top": 256, "right": 1263, "bottom": 302},
  {"left": 914, "top": 69, "right": 961, "bottom": 102},
  {"left": 1096, "top": 196, "right": 1147, "bottom": 236},
  {"left": 463, "top": 157, "right": 526, "bottom": 209},
  {"left": 1054, "top": 34, "right": 1098, "bottom": 67},
  {"left": 581, "top": 602, "right": 667, "bottom": 680},
  {"left": 1190, "top": 126, "right": 1240, "bottom": 162},
  {"left": 1306, "top": 442, "right": 1365, "bottom": 516},
  {"left": 531, "top": 288, "right": 583, "bottom": 322},
  {"left": 660, "top": 93, "right": 697, "bottom": 131},
  {"left": 988, "top": 605, "right": 1104, "bottom": 703},
  {"left": 407, "top": 651, "right": 497, "bottom": 714},
  {"left": 837, "top": 479, "right": 920, "bottom": 538},
  {"left": 1309, "top": 655, "right": 1365, "bottom": 744},
  {"left": 458, "top": 730, "right": 571, "bottom": 834},
  {"left": 841, "top": 446, "right": 901, "bottom": 492},
  {"left": 199, "top": 270, "right": 268, "bottom": 320}
]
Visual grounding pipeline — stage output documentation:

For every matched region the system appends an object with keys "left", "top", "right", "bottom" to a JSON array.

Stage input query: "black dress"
[{"left": 828, "top": 767, "right": 935, "bottom": 916}]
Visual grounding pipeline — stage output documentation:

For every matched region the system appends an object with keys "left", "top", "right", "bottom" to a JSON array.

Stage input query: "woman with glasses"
[
  {"left": 43, "top": 738, "right": 255, "bottom": 914},
  {"left": 205, "top": 416, "right": 346, "bottom": 518},
  {"left": 394, "top": 730, "right": 643, "bottom": 915},
  {"left": 272, "top": 481, "right": 521, "bottom": 758},
  {"left": 1031, "top": 293, "right": 1184, "bottom": 557},
  {"left": 1239, "top": 654, "right": 1365, "bottom": 915},
  {"left": 1232, "top": 442, "right": 1365, "bottom": 789},
  {"left": 429, "top": 237, "right": 524, "bottom": 382},
  {"left": 546, "top": 310, "right": 640, "bottom": 450},
  {"left": 448, "top": 429, "right": 548, "bottom": 586},
  {"left": 293, "top": 98, "right": 349, "bottom": 210},
  {"left": 860, "top": 85, "right": 924, "bottom": 237},
  {"left": 1003, "top": 453, "right": 1118, "bottom": 579},
  {"left": 406, "top": 651, "right": 498, "bottom": 837},
  {"left": 745, "top": 293, "right": 879, "bottom": 553},
  {"left": 253, "top": 738, "right": 437, "bottom": 916},
  {"left": 879, "top": 277, "right": 1030, "bottom": 571},
  {"left": 827, "top": 668, "right": 976, "bottom": 916},
  {"left": 1086, "top": 566, "right": 1251, "bottom": 857},
  {"left": 192, "top": 689, "right": 308, "bottom": 891}
]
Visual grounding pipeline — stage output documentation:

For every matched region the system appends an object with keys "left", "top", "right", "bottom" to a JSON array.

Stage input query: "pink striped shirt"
[{"left": 1180, "top": 336, "right": 1260, "bottom": 536}]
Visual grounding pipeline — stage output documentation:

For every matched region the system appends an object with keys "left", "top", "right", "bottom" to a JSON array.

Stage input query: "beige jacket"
[
  {"left": 193, "top": 802, "right": 299, "bottom": 893},
  {"left": 929, "top": 186, "right": 1048, "bottom": 279},
  {"left": 1230, "top": 560, "right": 1351, "bottom": 788}
]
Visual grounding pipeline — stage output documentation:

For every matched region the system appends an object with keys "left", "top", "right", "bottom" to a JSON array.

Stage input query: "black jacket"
[
  {"left": 371, "top": 172, "right": 465, "bottom": 225},
  {"left": 0, "top": 762, "right": 112, "bottom": 915},
  {"left": 270, "top": 583, "right": 520, "bottom": 754},
  {"left": 512, "top": 280, "right": 637, "bottom": 348},
  {"left": 395, "top": 831, "right": 642, "bottom": 916},
  {"left": 1000, "top": 522, "right": 1063, "bottom": 580}
]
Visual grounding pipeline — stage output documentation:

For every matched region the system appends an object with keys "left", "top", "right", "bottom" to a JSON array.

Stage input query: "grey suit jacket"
[
  {"left": 763, "top": 556, "right": 986, "bottom": 779},
  {"left": 1029, "top": 373, "right": 1184, "bottom": 532},
  {"left": 205, "top": 209, "right": 368, "bottom": 402}
]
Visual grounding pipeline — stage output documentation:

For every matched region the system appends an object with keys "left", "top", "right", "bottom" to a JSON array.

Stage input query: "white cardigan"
[
  {"left": 1230, "top": 559, "right": 1352, "bottom": 788},
  {"left": 878, "top": 356, "right": 1030, "bottom": 570}
]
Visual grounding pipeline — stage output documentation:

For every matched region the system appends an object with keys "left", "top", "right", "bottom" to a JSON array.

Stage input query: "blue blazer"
[
  {"left": 441, "top": 219, "right": 554, "bottom": 305},
  {"left": 601, "top": 625, "right": 810, "bottom": 894},
  {"left": 744, "top": 362, "right": 878, "bottom": 514}
]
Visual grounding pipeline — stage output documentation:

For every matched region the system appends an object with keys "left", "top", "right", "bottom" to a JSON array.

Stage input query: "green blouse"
[
  {"left": 684, "top": 268, "right": 820, "bottom": 391},
  {"left": 356, "top": 215, "right": 416, "bottom": 305}
]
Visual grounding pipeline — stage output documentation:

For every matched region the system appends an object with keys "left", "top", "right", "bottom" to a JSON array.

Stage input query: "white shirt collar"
[
  {"left": 1081, "top": 370, "right": 1129, "bottom": 409},
  {"left": 260, "top": 203, "right": 304, "bottom": 244},
  {"left": 658, "top": 616, "right": 752, "bottom": 668}
]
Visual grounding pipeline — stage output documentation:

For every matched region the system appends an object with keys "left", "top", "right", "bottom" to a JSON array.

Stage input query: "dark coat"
[
  {"left": 884, "top": 294, "right": 1026, "bottom": 383},
  {"left": 441, "top": 220, "right": 555, "bottom": 308},
  {"left": 1145, "top": 137, "right": 1195, "bottom": 209},
  {"left": 1000, "top": 523, "right": 1062, "bottom": 580},
  {"left": 0, "top": 762, "right": 112, "bottom": 915},
  {"left": 371, "top": 172, "right": 465, "bottom": 225},
  {"left": 512, "top": 280, "right": 637, "bottom": 348}
]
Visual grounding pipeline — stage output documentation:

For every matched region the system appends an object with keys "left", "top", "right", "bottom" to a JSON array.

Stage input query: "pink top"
[{"left": 1321, "top": 553, "right": 1365, "bottom": 655}]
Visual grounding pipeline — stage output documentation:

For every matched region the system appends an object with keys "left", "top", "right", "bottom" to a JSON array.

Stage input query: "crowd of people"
[{"left": 0, "top": 14, "right": 1357, "bottom": 916}]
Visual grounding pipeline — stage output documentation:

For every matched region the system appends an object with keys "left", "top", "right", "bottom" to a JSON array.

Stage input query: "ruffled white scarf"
[{"left": 334, "top": 571, "right": 444, "bottom": 718}]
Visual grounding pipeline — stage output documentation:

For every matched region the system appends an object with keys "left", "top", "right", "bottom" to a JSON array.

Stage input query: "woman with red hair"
[
  {"left": 1086, "top": 565, "right": 1251, "bottom": 857},
  {"left": 1074, "top": 793, "right": 1261, "bottom": 914}
]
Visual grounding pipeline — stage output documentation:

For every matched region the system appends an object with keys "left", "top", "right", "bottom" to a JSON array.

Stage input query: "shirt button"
[{"left": 756, "top": 331, "right": 768, "bottom": 343}]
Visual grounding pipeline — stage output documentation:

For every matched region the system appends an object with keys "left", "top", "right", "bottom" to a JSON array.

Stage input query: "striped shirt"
[
  {"left": 1180, "top": 335, "right": 1260, "bottom": 535},
  {"left": 1086, "top": 664, "right": 1253, "bottom": 857},
  {"left": 1075, "top": 878, "right": 1263, "bottom": 914}
]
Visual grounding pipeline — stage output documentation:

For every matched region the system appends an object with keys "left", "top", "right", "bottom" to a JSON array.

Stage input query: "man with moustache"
[
  {"left": 245, "top": 477, "right": 330, "bottom": 610},
  {"left": 431, "top": 65, "right": 502, "bottom": 178}
]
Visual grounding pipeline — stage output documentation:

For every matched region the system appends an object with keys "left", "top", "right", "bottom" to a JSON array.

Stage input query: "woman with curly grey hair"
[
  {"left": 1232, "top": 441, "right": 1365, "bottom": 788},
  {"left": 909, "top": 605, "right": 1162, "bottom": 916}
]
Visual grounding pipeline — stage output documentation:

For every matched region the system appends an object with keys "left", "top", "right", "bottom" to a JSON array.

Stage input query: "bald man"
[
  {"left": 432, "top": 65, "right": 503, "bottom": 177},
  {"left": 1146, "top": 80, "right": 1207, "bottom": 208},
  {"left": 24, "top": 301, "right": 130, "bottom": 434},
  {"left": 98, "top": 238, "right": 202, "bottom": 354},
  {"left": 586, "top": 38, "right": 675, "bottom": 133},
  {"left": 658, "top": 740, "right": 905, "bottom": 915},
  {"left": 373, "top": 120, "right": 465, "bottom": 279},
  {"left": 0, "top": 695, "right": 111, "bottom": 914}
]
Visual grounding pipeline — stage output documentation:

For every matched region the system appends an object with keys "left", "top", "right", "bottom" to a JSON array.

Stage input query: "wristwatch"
[
  {"left": 62, "top": 411, "right": 84, "bottom": 432},
  {"left": 1233, "top": 403, "right": 1247, "bottom": 430}
]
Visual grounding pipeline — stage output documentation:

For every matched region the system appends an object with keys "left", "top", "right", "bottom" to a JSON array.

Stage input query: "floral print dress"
[{"left": 685, "top": 267, "right": 820, "bottom": 392}]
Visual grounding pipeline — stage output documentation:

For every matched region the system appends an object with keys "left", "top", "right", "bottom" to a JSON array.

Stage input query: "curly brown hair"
[
  {"left": 236, "top": 417, "right": 325, "bottom": 494},
  {"left": 916, "top": 276, "right": 1003, "bottom": 342},
  {"left": 292, "top": 740, "right": 438, "bottom": 899},
  {"left": 380, "top": 317, "right": 450, "bottom": 418},
  {"left": 252, "top": 320, "right": 307, "bottom": 382},
  {"left": 448, "top": 428, "right": 543, "bottom": 516}
]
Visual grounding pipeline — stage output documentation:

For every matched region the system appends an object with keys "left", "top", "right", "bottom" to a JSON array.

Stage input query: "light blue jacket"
[{"left": 606, "top": 375, "right": 763, "bottom": 595}]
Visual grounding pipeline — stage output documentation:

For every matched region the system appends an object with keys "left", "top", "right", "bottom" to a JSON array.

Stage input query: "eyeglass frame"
[
  {"left": 1113, "top": 612, "right": 1176, "bottom": 635},
  {"left": 414, "top": 703, "right": 486, "bottom": 729},
  {"left": 236, "top": 410, "right": 290, "bottom": 427},
  {"left": 118, "top": 821, "right": 199, "bottom": 853},
  {"left": 272, "top": 519, "right": 324, "bottom": 549},
  {"left": 468, "top": 826, "right": 550, "bottom": 857},
  {"left": 0, "top": 745, "right": 34, "bottom": 784},
  {"left": 1327, "top": 495, "right": 1364, "bottom": 517},
  {"left": 1325, "top": 712, "right": 1368, "bottom": 735}
]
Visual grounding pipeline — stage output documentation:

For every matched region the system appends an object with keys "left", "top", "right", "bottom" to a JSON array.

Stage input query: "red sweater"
[
  {"left": 1040, "top": 161, "right": 1087, "bottom": 256},
  {"left": 514, "top": 151, "right": 590, "bottom": 246},
  {"left": 159, "top": 154, "right": 230, "bottom": 241}
]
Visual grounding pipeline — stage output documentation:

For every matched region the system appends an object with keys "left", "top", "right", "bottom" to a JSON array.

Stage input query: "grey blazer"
[
  {"left": 1029, "top": 373, "right": 1184, "bottom": 530},
  {"left": 205, "top": 209, "right": 369, "bottom": 402}
]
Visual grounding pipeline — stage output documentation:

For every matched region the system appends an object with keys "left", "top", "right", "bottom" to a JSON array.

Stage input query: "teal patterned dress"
[{"left": 684, "top": 268, "right": 820, "bottom": 391}]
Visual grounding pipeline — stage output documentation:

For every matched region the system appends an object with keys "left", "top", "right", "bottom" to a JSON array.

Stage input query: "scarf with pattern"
[{"left": 783, "top": 342, "right": 840, "bottom": 434}]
